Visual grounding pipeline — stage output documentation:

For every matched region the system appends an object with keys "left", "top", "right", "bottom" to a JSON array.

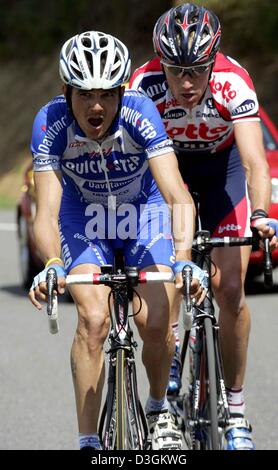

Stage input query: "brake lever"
[
  {"left": 182, "top": 265, "right": 193, "bottom": 312},
  {"left": 46, "top": 268, "right": 59, "bottom": 334},
  {"left": 263, "top": 238, "right": 273, "bottom": 289}
]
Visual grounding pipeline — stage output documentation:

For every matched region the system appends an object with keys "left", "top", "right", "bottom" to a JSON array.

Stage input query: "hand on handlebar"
[
  {"left": 28, "top": 264, "right": 66, "bottom": 310},
  {"left": 250, "top": 216, "right": 278, "bottom": 250},
  {"left": 172, "top": 260, "right": 208, "bottom": 305}
]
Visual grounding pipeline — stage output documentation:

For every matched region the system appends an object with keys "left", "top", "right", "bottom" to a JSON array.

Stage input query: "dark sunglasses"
[{"left": 161, "top": 60, "right": 213, "bottom": 78}]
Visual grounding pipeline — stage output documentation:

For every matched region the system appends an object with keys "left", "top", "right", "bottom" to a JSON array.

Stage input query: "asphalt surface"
[{"left": 0, "top": 209, "right": 277, "bottom": 450}]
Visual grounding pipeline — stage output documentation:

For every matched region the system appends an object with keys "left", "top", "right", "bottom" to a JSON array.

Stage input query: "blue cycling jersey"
[{"left": 31, "top": 90, "right": 173, "bottom": 207}]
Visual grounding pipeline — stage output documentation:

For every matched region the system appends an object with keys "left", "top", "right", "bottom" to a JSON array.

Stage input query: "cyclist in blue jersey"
[
  {"left": 28, "top": 31, "right": 207, "bottom": 450},
  {"left": 130, "top": 3, "right": 278, "bottom": 450}
]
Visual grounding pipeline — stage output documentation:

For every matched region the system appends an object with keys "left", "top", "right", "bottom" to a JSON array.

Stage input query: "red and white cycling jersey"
[{"left": 130, "top": 52, "right": 260, "bottom": 154}]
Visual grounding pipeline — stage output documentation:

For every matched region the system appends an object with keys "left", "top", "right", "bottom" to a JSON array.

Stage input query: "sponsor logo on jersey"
[
  {"left": 146, "top": 139, "right": 173, "bottom": 155},
  {"left": 121, "top": 106, "right": 142, "bottom": 127},
  {"left": 210, "top": 76, "right": 237, "bottom": 103},
  {"left": 196, "top": 111, "right": 220, "bottom": 119},
  {"left": 173, "top": 140, "right": 217, "bottom": 150},
  {"left": 86, "top": 176, "right": 138, "bottom": 190},
  {"left": 165, "top": 97, "right": 179, "bottom": 109},
  {"left": 144, "top": 81, "right": 168, "bottom": 99},
  {"left": 164, "top": 122, "right": 229, "bottom": 141},
  {"left": 163, "top": 109, "right": 186, "bottom": 120},
  {"left": 218, "top": 223, "right": 242, "bottom": 234},
  {"left": 138, "top": 118, "right": 157, "bottom": 139},
  {"left": 38, "top": 116, "right": 67, "bottom": 154},
  {"left": 69, "top": 141, "right": 86, "bottom": 148},
  {"left": 88, "top": 147, "right": 112, "bottom": 158},
  {"left": 63, "top": 155, "right": 141, "bottom": 175},
  {"left": 231, "top": 99, "right": 256, "bottom": 116},
  {"left": 33, "top": 156, "right": 59, "bottom": 166}
]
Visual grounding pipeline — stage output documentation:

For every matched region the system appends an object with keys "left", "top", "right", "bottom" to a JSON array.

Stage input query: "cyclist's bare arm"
[
  {"left": 234, "top": 121, "right": 270, "bottom": 209},
  {"left": 149, "top": 151, "right": 195, "bottom": 259},
  {"left": 234, "top": 121, "right": 275, "bottom": 237},
  {"left": 149, "top": 151, "right": 204, "bottom": 298},
  {"left": 29, "top": 170, "right": 64, "bottom": 308},
  {"left": 234, "top": 120, "right": 277, "bottom": 247}
]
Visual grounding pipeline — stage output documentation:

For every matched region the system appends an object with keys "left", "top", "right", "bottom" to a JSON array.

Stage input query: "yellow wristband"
[{"left": 45, "top": 257, "right": 63, "bottom": 268}]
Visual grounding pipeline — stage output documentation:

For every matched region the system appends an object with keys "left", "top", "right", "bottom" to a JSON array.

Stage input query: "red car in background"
[
  {"left": 248, "top": 107, "right": 278, "bottom": 276},
  {"left": 16, "top": 107, "right": 278, "bottom": 288}
]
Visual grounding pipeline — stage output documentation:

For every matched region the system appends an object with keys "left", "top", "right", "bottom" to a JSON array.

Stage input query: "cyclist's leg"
[
  {"left": 133, "top": 265, "right": 183, "bottom": 450},
  {"left": 125, "top": 197, "right": 183, "bottom": 449},
  {"left": 211, "top": 246, "right": 254, "bottom": 450},
  {"left": 68, "top": 263, "right": 110, "bottom": 436},
  {"left": 211, "top": 245, "right": 251, "bottom": 392},
  {"left": 125, "top": 196, "right": 176, "bottom": 403},
  {"left": 203, "top": 147, "right": 254, "bottom": 449},
  {"left": 59, "top": 205, "right": 113, "bottom": 448},
  {"left": 133, "top": 263, "right": 176, "bottom": 402},
  {"left": 167, "top": 294, "right": 182, "bottom": 396},
  {"left": 183, "top": 144, "right": 255, "bottom": 449}
]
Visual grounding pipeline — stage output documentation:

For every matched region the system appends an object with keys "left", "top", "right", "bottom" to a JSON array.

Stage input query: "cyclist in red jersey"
[{"left": 130, "top": 3, "right": 278, "bottom": 450}]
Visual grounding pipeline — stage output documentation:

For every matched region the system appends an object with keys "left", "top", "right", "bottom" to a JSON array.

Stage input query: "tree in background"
[
  {"left": 172, "top": 1, "right": 277, "bottom": 119},
  {"left": 0, "top": 0, "right": 276, "bottom": 179}
]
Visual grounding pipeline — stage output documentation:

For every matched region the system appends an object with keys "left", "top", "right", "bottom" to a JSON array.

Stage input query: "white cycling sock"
[
  {"left": 79, "top": 432, "right": 102, "bottom": 449},
  {"left": 226, "top": 387, "right": 245, "bottom": 417},
  {"left": 145, "top": 395, "right": 169, "bottom": 415},
  {"left": 172, "top": 322, "right": 180, "bottom": 349}
]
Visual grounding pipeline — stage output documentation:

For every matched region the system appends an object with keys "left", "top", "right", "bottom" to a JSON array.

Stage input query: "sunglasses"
[{"left": 161, "top": 61, "right": 213, "bottom": 78}]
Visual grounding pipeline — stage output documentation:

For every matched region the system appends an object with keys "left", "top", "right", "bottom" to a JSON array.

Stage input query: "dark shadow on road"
[
  {"left": 0, "top": 284, "right": 27, "bottom": 297},
  {"left": 0, "top": 284, "right": 73, "bottom": 303},
  {"left": 245, "top": 278, "right": 278, "bottom": 296}
]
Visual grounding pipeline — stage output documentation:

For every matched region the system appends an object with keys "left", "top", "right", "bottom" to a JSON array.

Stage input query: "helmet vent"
[
  {"left": 81, "top": 37, "right": 92, "bottom": 48},
  {"left": 189, "top": 14, "right": 199, "bottom": 24},
  {"left": 174, "top": 11, "right": 183, "bottom": 23},
  {"left": 84, "top": 50, "right": 93, "bottom": 75},
  {"left": 71, "top": 51, "right": 83, "bottom": 79},
  {"left": 100, "top": 51, "right": 108, "bottom": 75},
  {"left": 99, "top": 37, "right": 109, "bottom": 48}
]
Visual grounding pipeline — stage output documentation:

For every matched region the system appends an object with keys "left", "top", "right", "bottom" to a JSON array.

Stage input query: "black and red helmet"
[{"left": 153, "top": 3, "right": 221, "bottom": 65}]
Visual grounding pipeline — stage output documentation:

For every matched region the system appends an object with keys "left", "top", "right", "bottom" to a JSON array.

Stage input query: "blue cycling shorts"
[{"left": 59, "top": 191, "right": 176, "bottom": 273}]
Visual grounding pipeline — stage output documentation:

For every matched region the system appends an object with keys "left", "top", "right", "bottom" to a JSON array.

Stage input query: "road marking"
[{"left": 0, "top": 223, "right": 17, "bottom": 231}]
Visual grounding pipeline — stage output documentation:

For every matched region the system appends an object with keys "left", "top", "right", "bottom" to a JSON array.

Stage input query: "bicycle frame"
[
  {"left": 97, "top": 264, "right": 148, "bottom": 450},
  {"left": 179, "top": 230, "right": 272, "bottom": 450},
  {"left": 46, "top": 264, "right": 174, "bottom": 450},
  {"left": 182, "top": 233, "right": 229, "bottom": 450}
]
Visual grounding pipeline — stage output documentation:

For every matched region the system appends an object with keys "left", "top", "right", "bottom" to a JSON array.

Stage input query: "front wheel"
[{"left": 115, "top": 349, "right": 146, "bottom": 450}]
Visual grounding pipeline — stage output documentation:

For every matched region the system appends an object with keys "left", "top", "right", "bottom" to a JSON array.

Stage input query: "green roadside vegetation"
[{"left": 0, "top": 1, "right": 277, "bottom": 207}]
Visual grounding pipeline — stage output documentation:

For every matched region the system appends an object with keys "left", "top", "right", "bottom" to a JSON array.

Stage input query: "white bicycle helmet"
[{"left": 59, "top": 31, "right": 131, "bottom": 90}]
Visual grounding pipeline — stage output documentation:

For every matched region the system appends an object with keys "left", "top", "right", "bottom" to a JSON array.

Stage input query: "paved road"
[{"left": 0, "top": 209, "right": 277, "bottom": 449}]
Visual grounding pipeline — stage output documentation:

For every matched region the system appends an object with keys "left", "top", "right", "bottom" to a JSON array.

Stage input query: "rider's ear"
[
  {"left": 120, "top": 85, "right": 126, "bottom": 97},
  {"left": 62, "top": 84, "right": 67, "bottom": 96}
]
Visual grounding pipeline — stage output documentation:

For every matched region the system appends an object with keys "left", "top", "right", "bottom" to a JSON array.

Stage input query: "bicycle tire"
[
  {"left": 128, "top": 358, "right": 148, "bottom": 449},
  {"left": 204, "top": 317, "right": 220, "bottom": 449},
  {"left": 116, "top": 348, "right": 126, "bottom": 449},
  {"left": 100, "top": 362, "right": 117, "bottom": 450},
  {"left": 115, "top": 348, "right": 146, "bottom": 449}
]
